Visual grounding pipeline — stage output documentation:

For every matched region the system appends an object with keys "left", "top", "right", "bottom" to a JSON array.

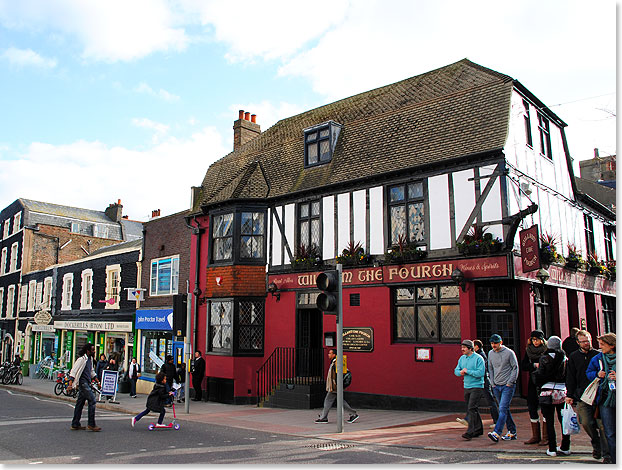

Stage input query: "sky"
[{"left": 0, "top": 0, "right": 616, "bottom": 221}]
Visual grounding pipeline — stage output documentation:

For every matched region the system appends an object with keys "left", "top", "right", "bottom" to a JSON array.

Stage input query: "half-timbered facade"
[{"left": 188, "top": 59, "right": 615, "bottom": 408}]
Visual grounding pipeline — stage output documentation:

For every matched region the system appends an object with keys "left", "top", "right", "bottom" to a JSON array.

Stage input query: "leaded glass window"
[
  {"left": 298, "top": 200, "right": 321, "bottom": 253},
  {"left": 388, "top": 181, "right": 426, "bottom": 248},
  {"left": 238, "top": 300, "right": 264, "bottom": 352},
  {"left": 209, "top": 300, "right": 233, "bottom": 352},
  {"left": 241, "top": 212, "right": 264, "bottom": 259},
  {"left": 304, "top": 121, "right": 342, "bottom": 167},
  {"left": 212, "top": 213, "right": 233, "bottom": 261},
  {"left": 393, "top": 283, "right": 460, "bottom": 343}
]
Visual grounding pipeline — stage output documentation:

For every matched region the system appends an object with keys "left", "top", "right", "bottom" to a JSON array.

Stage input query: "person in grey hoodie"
[{"left": 487, "top": 334, "right": 519, "bottom": 443}]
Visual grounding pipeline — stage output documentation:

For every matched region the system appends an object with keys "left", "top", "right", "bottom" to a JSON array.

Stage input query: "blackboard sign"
[{"left": 343, "top": 327, "right": 374, "bottom": 352}]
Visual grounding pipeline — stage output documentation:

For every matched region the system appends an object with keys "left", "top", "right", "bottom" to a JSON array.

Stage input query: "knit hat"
[
  {"left": 489, "top": 334, "right": 502, "bottom": 343},
  {"left": 547, "top": 336, "right": 562, "bottom": 350},
  {"left": 530, "top": 330, "right": 545, "bottom": 340},
  {"left": 461, "top": 339, "right": 474, "bottom": 350}
]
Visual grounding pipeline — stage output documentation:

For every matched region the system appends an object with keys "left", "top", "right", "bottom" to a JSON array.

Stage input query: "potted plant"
[
  {"left": 539, "top": 233, "right": 563, "bottom": 267},
  {"left": 605, "top": 260, "right": 616, "bottom": 281},
  {"left": 457, "top": 225, "right": 503, "bottom": 255},
  {"left": 291, "top": 244, "right": 321, "bottom": 270},
  {"left": 385, "top": 235, "right": 427, "bottom": 264},
  {"left": 336, "top": 241, "right": 373, "bottom": 267},
  {"left": 564, "top": 244, "right": 584, "bottom": 271},
  {"left": 586, "top": 253, "right": 606, "bottom": 276}
]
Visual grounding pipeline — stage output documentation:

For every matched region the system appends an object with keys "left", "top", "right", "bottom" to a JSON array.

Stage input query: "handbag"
[
  {"left": 580, "top": 377, "right": 600, "bottom": 405},
  {"left": 539, "top": 385, "right": 566, "bottom": 405},
  {"left": 561, "top": 403, "right": 580, "bottom": 435}
]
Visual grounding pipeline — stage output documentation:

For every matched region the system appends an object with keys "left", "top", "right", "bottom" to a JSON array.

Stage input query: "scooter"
[{"left": 148, "top": 383, "right": 181, "bottom": 431}]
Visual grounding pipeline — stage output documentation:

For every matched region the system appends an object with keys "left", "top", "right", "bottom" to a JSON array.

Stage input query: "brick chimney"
[
  {"left": 105, "top": 199, "right": 123, "bottom": 222},
  {"left": 233, "top": 109, "right": 260, "bottom": 151},
  {"left": 151, "top": 209, "right": 161, "bottom": 219}
]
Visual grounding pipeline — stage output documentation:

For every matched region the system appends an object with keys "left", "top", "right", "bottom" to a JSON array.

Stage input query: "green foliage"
[
  {"left": 336, "top": 241, "right": 373, "bottom": 266},
  {"left": 291, "top": 244, "right": 321, "bottom": 270},
  {"left": 456, "top": 225, "right": 503, "bottom": 256},
  {"left": 385, "top": 235, "right": 427, "bottom": 263}
]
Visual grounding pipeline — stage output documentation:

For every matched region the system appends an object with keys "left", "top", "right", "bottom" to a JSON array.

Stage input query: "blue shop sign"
[{"left": 135, "top": 308, "right": 173, "bottom": 331}]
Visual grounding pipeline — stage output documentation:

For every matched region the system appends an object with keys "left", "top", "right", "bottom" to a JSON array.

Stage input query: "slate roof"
[
  {"left": 20, "top": 198, "right": 115, "bottom": 224},
  {"left": 87, "top": 238, "right": 143, "bottom": 257},
  {"left": 574, "top": 177, "right": 616, "bottom": 215},
  {"left": 194, "top": 59, "right": 515, "bottom": 212}
]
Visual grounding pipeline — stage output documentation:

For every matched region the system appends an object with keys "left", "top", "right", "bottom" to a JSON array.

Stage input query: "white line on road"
[{"left": 106, "top": 452, "right": 129, "bottom": 456}]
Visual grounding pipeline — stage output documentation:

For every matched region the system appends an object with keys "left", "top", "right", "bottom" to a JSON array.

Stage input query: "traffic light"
[
  {"left": 172, "top": 293, "right": 187, "bottom": 336},
  {"left": 316, "top": 270, "right": 340, "bottom": 314}
]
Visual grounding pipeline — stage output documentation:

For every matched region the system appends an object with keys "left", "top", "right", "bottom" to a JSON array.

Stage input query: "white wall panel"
[
  {"left": 453, "top": 169, "right": 476, "bottom": 241},
  {"left": 536, "top": 188, "right": 551, "bottom": 237},
  {"left": 322, "top": 196, "right": 335, "bottom": 260},
  {"left": 337, "top": 193, "right": 350, "bottom": 253},
  {"left": 284, "top": 203, "right": 295, "bottom": 264},
  {"left": 480, "top": 165, "right": 503, "bottom": 240},
  {"left": 594, "top": 220, "right": 605, "bottom": 260},
  {"left": 369, "top": 186, "right": 384, "bottom": 255},
  {"left": 271, "top": 206, "right": 282, "bottom": 266},
  {"left": 353, "top": 190, "right": 366, "bottom": 251},
  {"left": 428, "top": 175, "right": 451, "bottom": 249}
]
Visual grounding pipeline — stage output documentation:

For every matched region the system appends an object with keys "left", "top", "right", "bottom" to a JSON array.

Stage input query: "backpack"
[{"left": 343, "top": 370, "right": 352, "bottom": 389}]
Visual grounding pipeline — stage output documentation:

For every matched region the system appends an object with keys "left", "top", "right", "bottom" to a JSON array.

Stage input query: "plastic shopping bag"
[{"left": 561, "top": 403, "right": 580, "bottom": 435}]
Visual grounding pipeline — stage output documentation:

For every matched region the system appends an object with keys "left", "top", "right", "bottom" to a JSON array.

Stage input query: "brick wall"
[{"left": 204, "top": 265, "right": 266, "bottom": 297}]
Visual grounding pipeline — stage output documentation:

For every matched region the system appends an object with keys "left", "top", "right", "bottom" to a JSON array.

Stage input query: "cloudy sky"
[{"left": 0, "top": 0, "right": 616, "bottom": 220}]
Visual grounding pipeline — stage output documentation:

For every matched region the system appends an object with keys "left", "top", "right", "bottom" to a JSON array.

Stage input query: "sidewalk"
[{"left": 2, "top": 377, "right": 596, "bottom": 456}]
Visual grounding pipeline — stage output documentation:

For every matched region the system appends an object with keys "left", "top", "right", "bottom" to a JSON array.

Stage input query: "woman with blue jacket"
[{"left": 586, "top": 333, "right": 616, "bottom": 464}]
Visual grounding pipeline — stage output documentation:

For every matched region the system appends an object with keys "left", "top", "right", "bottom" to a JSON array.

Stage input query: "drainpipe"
[{"left": 184, "top": 216, "right": 204, "bottom": 354}]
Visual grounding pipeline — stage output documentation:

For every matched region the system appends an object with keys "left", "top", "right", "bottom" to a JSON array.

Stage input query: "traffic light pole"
[
  {"left": 184, "top": 281, "right": 192, "bottom": 413},
  {"left": 335, "top": 264, "right": 343, "bottom": 433}
]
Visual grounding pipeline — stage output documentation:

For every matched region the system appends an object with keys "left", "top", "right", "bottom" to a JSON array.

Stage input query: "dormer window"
[{"left": 304, "top": 121, "right": 342, "bottom": 167}]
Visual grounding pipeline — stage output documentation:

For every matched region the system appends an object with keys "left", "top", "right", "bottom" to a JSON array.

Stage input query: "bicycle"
[{"left": 2, "top": 364, "right": 23, "bottom": 385}]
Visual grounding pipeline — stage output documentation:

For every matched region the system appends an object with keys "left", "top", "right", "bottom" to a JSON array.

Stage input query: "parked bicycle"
[{"left": 2, "top": 363, "right": 23, "bottom": 385}]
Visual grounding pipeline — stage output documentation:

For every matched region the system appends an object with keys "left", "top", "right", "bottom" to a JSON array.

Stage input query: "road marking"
[
  {"left": 71, "top": 457, "right": 80, "bottom": 460},
  {"left": 0, "top": 415, "right": 129, "bottom": 426},
  {"left": 28, "top": 462, "right": 43, "bottom": 465},
  {"left": 106, "top": 452, "right": 129, "bottom": 456},
  {"left": 496, "top": 453, "right": 594, "bottom": 462}
]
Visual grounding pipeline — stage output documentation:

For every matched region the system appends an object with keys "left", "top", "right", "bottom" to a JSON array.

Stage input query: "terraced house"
[
  {"left": 0, "top": 198, "right": 142, "bottom": 364},
  {"left": 184, "top": 59, "right": 614, "bottom": 408}
]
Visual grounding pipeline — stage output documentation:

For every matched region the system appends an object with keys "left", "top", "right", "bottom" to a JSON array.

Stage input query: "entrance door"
[
  {"left": 295, "top": 309, "right": 323, "bottom": 377},
  {"left": 475, "top": 284, "right": 519, "bottom": 354}
]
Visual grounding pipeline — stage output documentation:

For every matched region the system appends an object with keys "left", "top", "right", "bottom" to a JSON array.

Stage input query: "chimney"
[
  {"left": 594, "top": 148, "right": 600, "bottom": 159},
  {"left": 233, "top": 109, "right": 261, "bottom": 151},
  {"left": 105, "top": 199, "right": 123, "bottom": 222},
  {"left": 151, "top": 209, "right": 161, "bottom": 219},
  {"left": 190, "top": 186, "right": 202, "bottom": 208}
]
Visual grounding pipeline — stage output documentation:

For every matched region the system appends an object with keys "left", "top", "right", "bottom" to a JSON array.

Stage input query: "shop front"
[
  {"left": 31, "top": 324, "right": 57, "bottom": 364},
  {"left": 134, "top": 308, "right": 174, "bottom": 394}
]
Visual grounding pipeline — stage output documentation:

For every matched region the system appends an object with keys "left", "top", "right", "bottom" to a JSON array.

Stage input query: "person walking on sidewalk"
[
  {"left": 160, "top": 355, "right": 179, "bottom": 406},
  {"left": 565, "top": 330, "right": 610, "bottom": 463},
  {"left": 487, "top": 334, "right": 519, "bottom": 442},
  {"left": 191, "top": 351, "right": 205, "bottom": 401},
  {"left": 131, "top": 372, "right": 175, "bottom": 428},
  {"left": 586, "top": 333, "right": 616, "bottom": 464},
  {"left": 533, "top": 335, "right": 571, "bottom": 457},
  {"left": 315, "top": 349, "right": 359, "bottom": 424},
  {"left": 473, "top": 339, "right": 499, "bottom": 427},
  {"left": 67, "top": 343, "right": 101, "bottom": 432},
  {"left": 562, "top": 327, "right": 580, "bottom": 358},
  {"left": 454, "top": 339, "right": 485, "bottom": 440},
  {"left": 520, "top": 330, "right": 547, "bottom": 445},
  {"left": 128, "top": 357, "right": 141, "bottom": 398}
]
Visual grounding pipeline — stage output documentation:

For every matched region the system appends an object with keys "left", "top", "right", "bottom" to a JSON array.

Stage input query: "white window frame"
[
  {"left": 6, "top": 285, "right": 15, "bottom": 318},
  {"left": 27, "top": 280, "right": 36, "bottom": 312},
  {"left": 61, "top": 273, "right": 74, "bottom": 311},
  {"left": 3, "top": 220, "right": 9, "bottom": 239},
  {"left": 0, "top": 248, "right": 6, "bottom": 275},
  {"left": 12, "top": 212, "right": 21, "bottom": 235},
  {"left": 0, "top": 287, "right": 4, "bottom": 318},
  {"left": 149, "top": 256, "right": 180, "bottom": 296},
  {"left": 43, "top": 277, "right": 53, "bottom": 309},
  {"left": 35, "top": 281, "right": 43, "bottom": 310},
  {"left": 105, "top": 264, "right": 121, "bottom": 309},
  {"left": 9, "top": 242, "right": 18, "bottom": 272},
  {"left": 70, "top": 222, "right": 80, "bottom": 233},
  {"left": 80, "top": 269, "right": 93, "bottom": 310},
  {"left": 18, "top": 283, "right": 27, "bottom": 312},
  {"left": 94, "top": 225, "right": 109, "bottom": 238}
]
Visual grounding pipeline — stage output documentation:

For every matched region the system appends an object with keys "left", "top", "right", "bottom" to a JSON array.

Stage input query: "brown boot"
[
  {"left": 524, "top": 421, "right": 541, "bottom": 444},
  {"left": 538, "top": 420, "right": 549, "bottom": 447}
]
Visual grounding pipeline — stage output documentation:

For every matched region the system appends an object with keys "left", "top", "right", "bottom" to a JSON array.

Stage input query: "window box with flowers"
[
  {"left": 539, "top": 233, "right": 564, "bottom": 267},
  {"left": 456, "top": 226, "right": 503, "bottom": 256},
  {"left": 605, "top": 261, "right": 616, "bottom": 281},
  {"left": 336, "top": 241, "right": 374, "bottom": 267},
  {"left": 385, "top": 235, "right": 427, "bottom": 265},
  {"left": 291, "top": 244, "right": 322, "bottom": 271},
  {"left": 564, "top": 244, "right": 584, "bottom": 271},
  {"left": 586, "top": 254, "right": 607, "bottom": 276}
]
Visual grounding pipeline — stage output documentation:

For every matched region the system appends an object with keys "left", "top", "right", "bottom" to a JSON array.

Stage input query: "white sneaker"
[
  {"left": 556, "top": 447, "right": 571, "bottom": 456},
  {"left": 131, "top": 417, "right": 136, "bottom": 428},
  {"left": 456, "top": 418, "right": 468, "bottom": 427},
  {"left": 546, "top": 449, "right": 557, "bottom": 457}
]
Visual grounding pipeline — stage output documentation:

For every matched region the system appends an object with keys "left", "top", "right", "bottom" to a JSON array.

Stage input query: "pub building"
[{"left": 186, "top": 59, "right": 615, "bottom": 408}]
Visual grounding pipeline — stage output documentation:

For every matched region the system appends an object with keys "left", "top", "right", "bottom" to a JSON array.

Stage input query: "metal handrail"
[{"left": 256, "top": 347, "right": 324, "bottom": 406}]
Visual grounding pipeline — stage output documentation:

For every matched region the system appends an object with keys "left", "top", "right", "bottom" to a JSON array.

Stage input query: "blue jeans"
[
  {"left": 72, "top": 381, "right": 97, "bottom": 427},
  {"left": 599, "top": 405, "right": 616, "bottom": 464},
  {"left": 492, "top": 384, "right": 516, "bottom": 435}
]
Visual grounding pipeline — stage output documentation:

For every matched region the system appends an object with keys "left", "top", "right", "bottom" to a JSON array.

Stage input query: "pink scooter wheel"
[{"left": 174, "top": 423, "right": 180, "bottom": 430}]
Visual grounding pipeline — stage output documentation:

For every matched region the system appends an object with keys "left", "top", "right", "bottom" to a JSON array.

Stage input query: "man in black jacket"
[
  {"left": 160, "top": 355, "right": 179, "bottom": 406},
  {"left": 192, "top": 351, "right": 206, "bottom": 401},
  {"left": 565, "top": 330, "right": 610, "bottom": 463}
]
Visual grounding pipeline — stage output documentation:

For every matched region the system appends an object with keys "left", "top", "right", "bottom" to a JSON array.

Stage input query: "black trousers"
[
  {"left": 192, "top": 375, "right": 203, "bottom": 400},
  {"left": 541, "top": 402, "right": 570, "bottom": 452},
  {"left": 464, "top": 388, "right": 484, "bottom": 436}
]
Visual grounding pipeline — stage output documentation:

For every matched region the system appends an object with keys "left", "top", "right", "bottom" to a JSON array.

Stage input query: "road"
[{"left": 0, "top": 389, "right": 596, "bottom": 464}]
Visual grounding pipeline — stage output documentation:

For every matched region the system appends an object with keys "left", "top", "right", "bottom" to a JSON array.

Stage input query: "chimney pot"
[
  {"left": 244, "top": 112, "right": 250, "bottom": 121},
  {"left": 251, "top": 114, "right": 256, "bottom": 123},
  {"left": 117, "top": 199, "right": 121, "bottom": 205},
  {"left": 239, "top": 110, "right": 244, "bottom": 120}
]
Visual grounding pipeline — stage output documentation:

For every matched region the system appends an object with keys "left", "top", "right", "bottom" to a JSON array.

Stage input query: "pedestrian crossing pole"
[
  {"left": 335, "top": 264, "right": 343, "bottom": 434},
  {"left": 185, "top": 281, "right": 192, "bottom": 413}
]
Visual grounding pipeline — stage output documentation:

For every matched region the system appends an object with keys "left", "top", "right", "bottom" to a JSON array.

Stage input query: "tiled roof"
[
  {"left": 20, "top": 198, "right": 116, "bottom": 224},
  {"left": 195, "top": 59, "right": 514, "bottom": 211},
  {"left": 85, "top": 238, "right": 143, "bottom": 257}
]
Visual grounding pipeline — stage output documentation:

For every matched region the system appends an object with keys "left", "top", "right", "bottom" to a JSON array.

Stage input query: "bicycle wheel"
[
  {"left": 2, "top": 371, "right": 11, "bottom": 385},
  {"left": 15, "top": 372, "right": 23, "bottom": 386},
  {"left": 54, "top": 382, "right": 64, "bottom": 395}
]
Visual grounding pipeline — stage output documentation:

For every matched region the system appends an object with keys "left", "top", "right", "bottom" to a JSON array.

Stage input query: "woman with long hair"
[{"left": 520, "top": 330, "right": 547, "bottom": 445}]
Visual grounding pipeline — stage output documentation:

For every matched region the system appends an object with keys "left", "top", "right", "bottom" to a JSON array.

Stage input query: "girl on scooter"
[{"left": 131, "top": 372, "right": 174, "bottom": 427}]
